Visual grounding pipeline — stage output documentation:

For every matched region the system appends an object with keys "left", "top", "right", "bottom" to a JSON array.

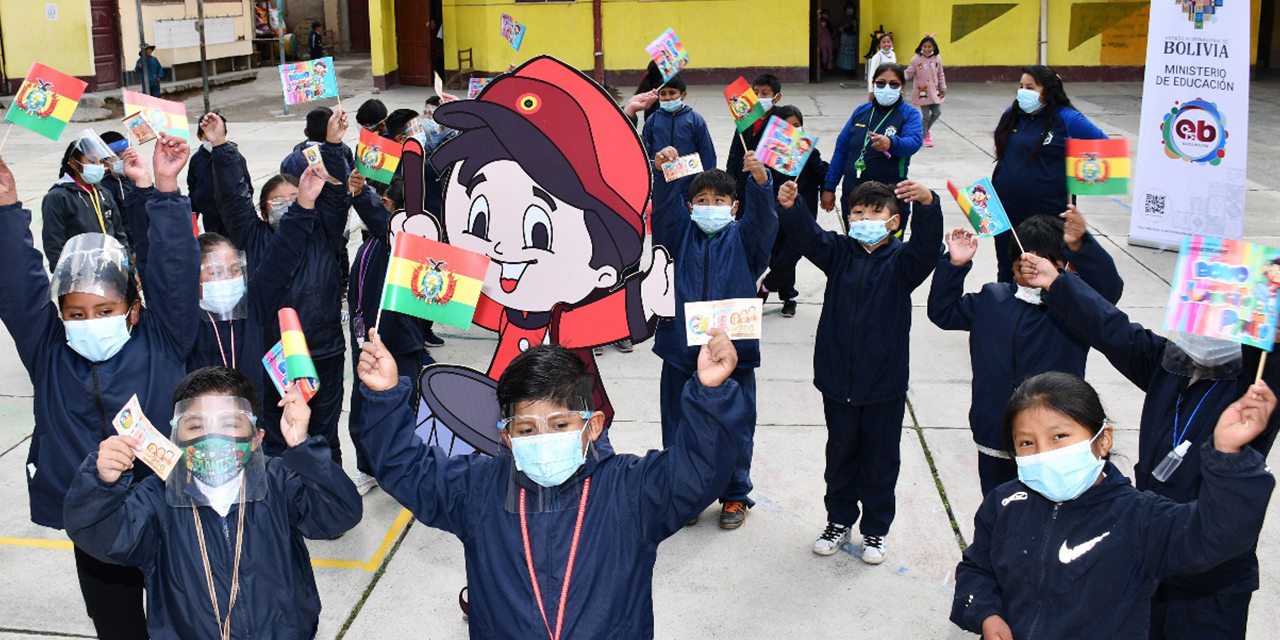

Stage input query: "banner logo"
[
  {"left": 1161, "top": 99, "right": 1227, "bottom": 165},
  {"left": 1177, "top": 0, "right": 1222, "bottom": 29}
]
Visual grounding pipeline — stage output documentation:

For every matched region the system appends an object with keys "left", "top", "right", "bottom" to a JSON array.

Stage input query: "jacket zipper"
[
  {"left": 1027, "top": 503, "right": 1060, "bottom": 639},
  {"left": 702, "top": 240, "right": 710, "bottom": 300},
  {"left": 91, "top": 364, "right": 109, "bottom": 441},
  {"left": 846, "top": 257, "right": 869, "bottom": 402}
]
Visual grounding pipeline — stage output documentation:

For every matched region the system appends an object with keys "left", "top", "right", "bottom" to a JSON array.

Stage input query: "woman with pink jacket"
[{"left": 904, "top": 35, "right": 946, "bottom": 147}]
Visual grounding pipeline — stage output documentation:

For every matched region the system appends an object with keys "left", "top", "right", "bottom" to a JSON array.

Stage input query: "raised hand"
[
  {"left": 199, "top": 112, "right": 227, "bottom": 146},
  {"left": 820, "top": 190, "right": 836, "bottom": 212},
  {"left": 348, "top": 168, "right": 366, "bottom": 198},
  {"left": 894, "top": 180, "right": 933, "bottom": 205},
  {"left": 1019, "top": 252, "right": 1058, "bottom": 290},
  {"left": 946, "top": 228, "right": 978, "bottom": 266},
  {"left": 0, "top": 155, "right": 17, "bottom": 206},
  {"left": 326, "top": 108, "right": 349, "bottom": 144},
  {"left": 279, "top": 382, "right": 313, "bottom": 448},
  {"left": 153, "top": 133, "right": 191, "bottom": 192},
  {"left": 97, "top": 435, "right": 139, "bottom": 484},
  {"left": 744, "top": 150, "right": 769, "bottom": 186},
  {"left": 296, "top": 167, "right": 326, "bottom": 210},
  {"left": 120, "top": 148, "right": 150, "bottom": 188},
  {"left": 357, "top": 330, "right": 400, "bottom": 392},
  {"left": 697, "top": 328, "right": 739, "bottom": 388},
  {"left": 624, "top": 90, "right": 659, "bottom": 118},
  {"left": 1060, "top": 204, "right": 1087, "bottom": 252},
  {"left": 777, "top": 180, "right": 799, "bottom": 209},
  {"left": 1214, "top": 382, "right": 1277, "bottom": 454}
]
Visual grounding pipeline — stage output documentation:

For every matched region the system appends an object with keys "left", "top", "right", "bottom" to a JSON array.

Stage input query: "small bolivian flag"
[
  {"left": 1066, "top": 138, "right": 1131, "bottom": 196},
  {"left": 356, "top": 128, "right": 401, "bottom": 183},
  {"left": 724, "top": 77, "right": 765, "bottom": 133},
  {"left": 381, "top": 232, "right": 490, "bottom": 330},
  {"left": 6, "top": 63, "right": 87, "bottom": 141},
  {"left": 278, "top": 308, "right": 319, "bottom": 401}
]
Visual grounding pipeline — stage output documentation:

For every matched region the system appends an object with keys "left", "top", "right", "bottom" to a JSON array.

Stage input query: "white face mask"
[
  {"left": 759, "top": 97, "right": 775, "bottom": 111},
  {"left": 1014, "top": 285, "right": 1043, "bottom": 306},
  {"left": 200, "top": 278, "right": 246, "bottom": 315}
]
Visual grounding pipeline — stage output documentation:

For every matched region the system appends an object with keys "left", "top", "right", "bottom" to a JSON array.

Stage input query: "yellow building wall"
[
  {"left": 1, "top": 0, "right": 94, "bottom": 79},
  {"left": 370, "top": 0, "right": 398, "bottom": 78}
]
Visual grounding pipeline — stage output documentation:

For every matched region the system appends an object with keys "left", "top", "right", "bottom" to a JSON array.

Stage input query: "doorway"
[
  {"left": 812, "top": 0, "right": 858, "bottom": 82},
  {"left": 396, "top": 0, "right": 433, "bottom": 85},
  {"left": 89, "top": 0, "right": 122, "bottom": 90},
  {"left": 350, "top": 0, "right": 370, "bottom": 52}
]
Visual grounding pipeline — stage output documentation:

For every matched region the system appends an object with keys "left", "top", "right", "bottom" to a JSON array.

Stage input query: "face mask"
[
  {"left": 200, "top": 278, "right": 246, "bottom": 315},
  {"left": 690, "top": 205, "right": 734, "bottom": 235},
  {"left": 510, "top": 430, "right": 587, "bottom": 488},
  {"left": 201, "top": 141, "right": 214, "bottom": 152},
  {"left": 1014, "top": 285, "right": 1043, "bottom": 306},
  {"left": 108, "top": 159, "right": 124, "bottom": 175},
  {"left": 182, "top": 434, "right": 254, "bottom": 487},
  {"left": 1017, "top": 88, "right": 1044, "bottom": 114},
  {"left": 79, "top": 163, "right": 106, "bottom": 185},
  {"left": 847, "top": 217, "right": 894, "bottom": 246},
  {"left": 874, "top": 86, "right": 901, "bottom": 107},
  {"left": 759, "top": 97, "right": 775, "bottom": 111},
  {"left": 1016, "top": 427, "right": 1107, "bottom": 502},
  {"left": 423, "top": 118, "right": 442, "bottom": 134},
  {"left": 65, "top": 314, "right": 131, "bottom": 362},
  {"left": 267, "top": 203, "right": 289, "bottom": 230},
  {"left": 412, "top": 132, "right": 428, "bottom": 147},
  {"left": 659, "top": 98, "right": 684, "bottom": 113}
]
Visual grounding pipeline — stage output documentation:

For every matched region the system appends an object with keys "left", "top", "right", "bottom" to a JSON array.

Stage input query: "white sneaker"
[
  {"left": 351, "top": 471, "right": 378, "bottom": 496},
  {"left": 861, "top": 535, "right": 887, "bottom": 564},
  {"left": 813, "top": 522, "right": 851, "bottom": 556}
]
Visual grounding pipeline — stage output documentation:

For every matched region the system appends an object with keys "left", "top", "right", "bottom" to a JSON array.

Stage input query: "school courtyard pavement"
[{"left": 1, "top": 56, "right": 1279, "bottom": 639}]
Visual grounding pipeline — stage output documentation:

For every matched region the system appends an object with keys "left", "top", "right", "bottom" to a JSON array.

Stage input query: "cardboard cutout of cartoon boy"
[{"left": 391, "top": 56, "right": 674, "bottom": 455}]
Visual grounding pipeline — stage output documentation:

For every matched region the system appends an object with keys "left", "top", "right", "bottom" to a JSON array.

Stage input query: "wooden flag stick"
[
  {"left": 1256, "top": 351, "right": 1268, "bottom": 385},
  {"left": 738, "top": 132, "right": 747, "bottom": 154},
  {"left": 0, "top": 123, "right": 13, "bottom": 155},
  {"left": 1009, "top": 226, "right": 1028, "bottom": 256}
]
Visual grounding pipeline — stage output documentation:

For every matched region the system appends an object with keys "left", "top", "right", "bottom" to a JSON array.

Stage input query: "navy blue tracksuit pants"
[
  {"left": 1151, "top": 584, "right": 1251, "bottom": 640},
  {"left": 822, "top": 394, "right": 906, "bottom": 535},
  {"left": 661, "top": 362, "right": 756, "bottom": 505},
  {"left": 263, "top": 352, "right": 345, "bottom": 462},
  {"left": 978, "top": 452, "right": 1017, "bottom": 496}
]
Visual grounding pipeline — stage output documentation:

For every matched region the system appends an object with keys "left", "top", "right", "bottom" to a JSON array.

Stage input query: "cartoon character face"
[
  {"left": 1265, "top": 261, "right": 1280, "bottom": 285},
  {"left": 443, "top": 159, "right": 619, "bottom": 313},
  {"left": 971, "top": 190, "right": 989, "bottom": 209}
]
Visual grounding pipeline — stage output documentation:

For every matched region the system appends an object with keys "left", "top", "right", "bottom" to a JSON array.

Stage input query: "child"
[
  {"left": 927, "top": 207, "right": 1123, "bottom": 495},
  {"left": 280, "top": 107, "right": 355, "bottom": 178},
  {"left": 725, "top": 74, "right": 781, "bottom": 202},
  {"left": 650, "top": 147, "right": 776, "bottom": 529},
  {"left": 866, "top": 33, "right": 896, "bottom": 93},
  {"left": 188, "top": 113, "right": 246, "bottom": 236},
  {"left": 1020, "top": 251, "right": 1280, "bottom": 639},
  {"left": 758, "top": 105, "right": 829, "bottom": 318},
  {"left": 64, "top": 367, "right": 362, "bottom": 639},
  {"left": 43, "top": 136, "right": 130, "bottom": 270},
  {"left": 951, "top": 372, "right": 1275, "bottom": 639},
  {"left": 357, "top": 98, "right": 389, "bottom": 136},
  {"left": 309, "top": 21, "right": 325, "bottom": 61},
  {"left": 355, "top": 326, "right": 748, "bottom": 637},
  {"left": 776, "top": 178, "right": 941, "bottom": 563},
  {"left": 641, "top": 74, "right": 716, "bottom": 204},
  {"left": 0, "top": 138, "right": 199, "bottom": 638},
  {"left": 904, "top": 35, "right": 946, "bottom": 147}
]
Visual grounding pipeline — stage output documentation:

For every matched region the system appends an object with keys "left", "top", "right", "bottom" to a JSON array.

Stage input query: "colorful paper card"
[
  {"left": 263, "top": 341, "right": 289, "bottom": 397},
  {"left": 501, "top": 14, "right": 526, "bottom": 51},
  {"left": 356, "top": 128, "right": 402, "bottom": 184},
  {"left": 755, "top": 116, "right": 818, "bottom": 177},
  {"left": 279, "top": 57, "right": 338, "bottom": 105},
  {"left": 947, "top": 178, "right": 1012, "bottom": 238},
  {"left": 278, "top": 308, "right": 320, "bottom": 400},
  {"left": 122, "top": 90, "right": 190, "bottom": 141},
  {"left": 724, "top": 77, "right": 765, "bottom": 133},
  {"left": 662, "top": 153, "right": 704, "bottom": 182},
  {"left": 645, "top": 28, "right": 690, "bottom": 83},
  {"left": 301, "top": 143, "right": 342, "bottom": 185},
  {"left": 468, "top": 77, "right": 492, "bottom": 99},
  {"left": 6, "top": 63, "right": 87, "bottom": 141},
  {"left": 1164, "top": 235, "right": 1280, "bottom": 351},
  {"left": 112, "top": 395, "right": 180, "bottom": 481},
  {"left": 1066, "top": 138, "right": 1131, "bottom": 196},
  {"left": 381, "top": 232, "right": 491, "bottom": 329},
  {"left": 685, "top": 298, "right": 763, "bottom": 346},
  {"left": 122, "top": 111, "right": 158, "bottom": 144}
]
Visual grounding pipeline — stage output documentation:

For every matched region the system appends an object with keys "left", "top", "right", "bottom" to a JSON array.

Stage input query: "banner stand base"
[{"left": 1126, "top": 236, "right": 1181, "bottom": 252}]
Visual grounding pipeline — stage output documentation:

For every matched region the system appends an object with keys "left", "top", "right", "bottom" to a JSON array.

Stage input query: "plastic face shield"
[
  {"left": 497, "top": 399, "right": 600, "bottom": 514},
  {"left": 75, "top": 129, "right": 118, "bottom": 164},
  {"left": 50, "top": 233, "right": 130, "bottom": 305},
  {"left": 199, "top": 249, "right": 248, "bottom": 321},
  {"left": 166, "top": 395, "right": 267, "bottom": 507}
]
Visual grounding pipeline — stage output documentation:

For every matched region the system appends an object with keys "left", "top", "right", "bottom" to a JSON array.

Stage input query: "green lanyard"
[{"left": 854, "top": 106, "right": 895, "bottom": 177}]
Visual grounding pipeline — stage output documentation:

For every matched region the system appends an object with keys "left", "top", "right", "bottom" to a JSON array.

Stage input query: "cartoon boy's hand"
[{"left": 641, "top": 246, "right": 675, "bottom": 320}]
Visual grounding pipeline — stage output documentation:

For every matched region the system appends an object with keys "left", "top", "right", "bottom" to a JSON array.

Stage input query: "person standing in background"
[
  {"left": 904, "top": 35, "right": 946, "bottom": 148},
  {"left": 134, "top": 44, "right": 162, "bottom": 98},
  {"left": 865, "top": 33, "right": 896, "bottom": 93}
]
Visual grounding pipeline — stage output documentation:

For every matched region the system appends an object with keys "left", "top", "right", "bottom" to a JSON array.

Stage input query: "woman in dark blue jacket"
[
  {"left": 990, "top": 65, "right": 1107, "bottom": 282},
  {"left": 0, "top": 138, "right": 199, "bottom": 638},
  {"left": 820, "top": 63, "right": 923, "bottom": 234},
  {"left": 952, "top": 372, "right": 1275, "bottom": 640}
]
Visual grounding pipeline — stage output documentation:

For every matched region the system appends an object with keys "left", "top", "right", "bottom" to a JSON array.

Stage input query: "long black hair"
[
  {"left": 258, "top": 174, "right": 300, "bottom": 221},
  {"left": 1002, "top": 372, "right": 1109, "bottom": 456},
  {"left": 59, "top": 140, "right": 88, "bottom": 179},
  {"left": 915, "top": 36, "right": 940, "bottom": 57},
  {"left": 994, "top": 65, "right": 1076, "bottom": 162}
]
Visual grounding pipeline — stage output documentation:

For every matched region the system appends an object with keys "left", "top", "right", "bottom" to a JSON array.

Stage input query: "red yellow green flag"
[
  {"left": 1066, "top": 138, "right": 1131, "bottom": 196},
  {"left": 380, "top": 232, "right": 490, "bottom": 330},
  {"left": 278, "top": 308, "right": 319, "bottom": 401},
  {"left": 356, "top": 128, "right": 402, "bottom": 183},
  {"left": 122, "top": 90, "right": 190, "bottom": 141},
  {"left": 6, "top": 63, "right": 86, "bottom": 141},
  {"left": 724, "top": 77, "right": 766, "bottom": 133}
]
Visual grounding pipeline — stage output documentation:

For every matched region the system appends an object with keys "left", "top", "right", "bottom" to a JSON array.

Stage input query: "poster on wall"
[{"left": 1129, "top": 0, "right": 1250, "bottom": 249}]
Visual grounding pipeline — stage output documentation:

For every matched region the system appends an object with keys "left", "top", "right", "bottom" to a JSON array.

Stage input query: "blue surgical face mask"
[
  {"left": 847, "top": 216, "right": 895, "bottom": 246},
  {"left": 1016, "top": 427, "right": 1107, "bottom": 502},
  {"left": 79, "top": 163, "right": 106, "bottom": 185},
  {"left": 200, "top": 278, "right": 246, "bottom": 315},
  {"left": 108, "top": 159, "right": 124, "bottom": 175},
  {"left": 1017, "top": 88, "right": 1044, "bottom": 114},
  {"left": 690, "top": 205, "right": 734, "bottom": 235},
  {"left": 65, "top": 314, "right": 132, "bottom": 362},
  {"left": 873, "top": 86, "right": 901, "bottom": 107},
  {"left": 510, "top": 430, "right": 588, "bottom": 488},
  {"left": 660, "top": 98, "right": 684, "bottom": 113}
]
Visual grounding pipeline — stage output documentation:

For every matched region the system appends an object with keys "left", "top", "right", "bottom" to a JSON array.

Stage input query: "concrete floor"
[{"left": 0, "top": 55, "right": 1278, "bottom": 638}]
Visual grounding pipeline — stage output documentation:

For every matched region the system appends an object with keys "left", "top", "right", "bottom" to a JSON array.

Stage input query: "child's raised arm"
[
  {"left": 894, "top": 180, "right": 943, "bottom": 289},
  {"left": 248, "top": 169, "right": 323, "bottom": 319},
  {"left": 777, "top": 180, "right": 843, "bottom": 274},
  {"left": 1059, "top": 205, "right": 1124, "bottom": 305},
  {"left": 927, "top": 229, "right": 980, "bottom": 332},
  {"left": 739, "top": 151, "right": 779, "bottom": 275},
  {"left": 138, "top": 135, "right": 201, "bottom": 359},
  {"left": 649, "top": 147, "right": 692, "bottom": 252},
  {"left": 280, "top": 381, "right": 363, "bottom": 539},
  {"left": 63, "top": 436, "right": 165, "bottom": 570},
  {"left": 0, "top": 156, "right": 62, "bottom": 372},
  {"left": 212, "top": 139, "right": 268, "bottom": 257}
]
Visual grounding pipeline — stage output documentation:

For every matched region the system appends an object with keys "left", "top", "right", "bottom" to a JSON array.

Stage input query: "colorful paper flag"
[
  {"left": 947, "top": 177, "right": 1012, "bottom": 238},
  {"left": 356, "top": 128, "right": 402, "bottom": 184},
  {"left": 646, "top": 28, "right": 690, "bottom": 83},
  {"left": 755, "top": 116, "right": 818, "bottom": 177},
  {"left": 1066, "top": 138, "right": 1131, "bottom": 196},
  {"left": 381, "top": 232, "right": 490, "bottom": 329},
  {"left": 501, "top": 14, "right": 526, "bottom": 51},
  {"left": 5, "top": 63, "right": 86, "bottom": 141},
  {"left": 122, "top": 90, "right": 190, "bottom": 141},
  {"left": 279, "top": 57, "right": 338, "bottom": 105},
  {"left": 724, "top": 77, "right": 766, "bottom": 133},
  {"left": 1165, "top": 235, "right": 1280, "bottom": 351},
  {"left": 467, "top": 77, "right": 492, "bottom": 99},
  {"left": 278, "top": 308, "right": 319, "bottom": 400}
]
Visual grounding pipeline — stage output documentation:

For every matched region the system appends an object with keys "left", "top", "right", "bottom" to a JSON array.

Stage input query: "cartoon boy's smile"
[{"left": 495, "top": 259, "right": 536, "bottom": 293}]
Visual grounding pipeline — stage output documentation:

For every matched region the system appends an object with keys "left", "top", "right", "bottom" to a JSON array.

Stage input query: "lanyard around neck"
[
  {"left": 191, "top": 479, "right": 247, "bottom": 640},
  {"left": 859, "top": 106, "right": 895, "bottom": 158},
  {"left": 207, "top": 314, "right": 237, "bottom": 369},
  {"left": 79, "top": 183, "right": 107, "bottom": 234},
  {"left": 1173, "top": 380, "right": 1220, "bottom": 447},
  {"left": 520, "top": 477, "right": 591, "bottom": 640}
]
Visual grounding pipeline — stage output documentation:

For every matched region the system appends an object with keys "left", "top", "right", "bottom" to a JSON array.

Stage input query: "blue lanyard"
[{"left": 1173, "top": 381, "right": 1220, "bottom": 447}]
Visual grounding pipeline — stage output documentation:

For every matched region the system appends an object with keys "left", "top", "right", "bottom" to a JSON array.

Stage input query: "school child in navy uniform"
[
  {"left": 650, "top": 146, "right": 777, "bottom": 529},
  {"left": 1020, "top": 251, "right": 1280, "bottom": 640},
  {"left": 928, "top": 207, "right": 1123, "bottom": 495},
  {"left": 776, "top": 178, "right": 942, "bottom": 562},
  {"left": 951, "top": 372, "right": 1275, "bottom": 640},
  {"left": 0, "top": 138, "right": 199, "bottom": 639},
  {"left": 356, "top": 328, "right": 749, "bottom": 638},
  {"left": 188, "top": 112, "right": 249, "bottom": 236},
  {"left": 641, "top": 74, "right": 716, "bottom": 203},
  {"left": 725, "top": 74, "right": 782, "bottom": 202},
  {"left": 758, "top": 105, "right": 828, "bottom": 318},
  {"left": 65, "top": 367, "right": 362, "bottom": 640}
]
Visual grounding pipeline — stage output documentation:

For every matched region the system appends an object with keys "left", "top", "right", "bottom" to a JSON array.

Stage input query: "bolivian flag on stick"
[
  {"left": 278, "top": 308, "right": 319, "bottom": 401},
  {"left": 1066, "top": 138, "right": 1130, "bottom": 196},
  {"left": 381, "top": 232, "right": 490, "bottom": 330},
  {"left": 6, "top": 63, "right": 86, "bottom": 141},
  {"left": 356, "top": 128, "right": 401, "bottom": 183},
  {"left": 122, "top": 90, "right": 191, "bottom": 141},
  {"left": 724, "top": 77, "right": 766, "bottom": 133}
]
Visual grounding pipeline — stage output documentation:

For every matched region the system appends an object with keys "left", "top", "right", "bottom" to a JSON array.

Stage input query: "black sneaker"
[
  {"left": 758, "top": 285, "right": 770, "bottom": 304},
  {"left": 424, "top": 328, "right": 445, "bottom": 347},
  {"left": 781, "top": 299, "right": 797, "bottom": 318},
  {"left": 719, "top": 501, "right": 747, "bottom": 529}
]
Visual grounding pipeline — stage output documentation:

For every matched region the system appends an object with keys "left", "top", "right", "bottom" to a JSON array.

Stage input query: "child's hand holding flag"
[
  {"left": 1061, "top": 205, "right": 1087, "bottom": 251},
  {"left": 279, "top": 382, "right": 312, "bottom": 448},
  {"left": 777, "top": 180, "right": 798, "bottom": 209}
]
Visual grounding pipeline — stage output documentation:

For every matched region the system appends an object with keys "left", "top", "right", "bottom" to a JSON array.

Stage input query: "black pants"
[
  {"left": 761, "top": 207, "right": 817, "bottom": 301},
  {"left": 821, "top": 394, "right": 905, "bottom": 535},
  {"left": 263, "top": 351, "right": 346, "bottom": 461},
  {"left": 73, "top": 545, "right": 148, "bottom": 640},
  {"left": 348, "top": 349, "right": 430, "bottom": 475},
  {"left": 1150, "top": 583, "right": 1252, "bottom": 640},
  {"left": 978, "top": 451, "right": 1018, "bottom": 497}
]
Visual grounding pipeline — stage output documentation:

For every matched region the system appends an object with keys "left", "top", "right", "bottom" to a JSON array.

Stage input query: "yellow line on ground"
[
  {"left": 0, "top": 536, "right": 73, "bottom": 550},
  {"left": 361, "top": 507, "right": 413, "bottom": 571}
]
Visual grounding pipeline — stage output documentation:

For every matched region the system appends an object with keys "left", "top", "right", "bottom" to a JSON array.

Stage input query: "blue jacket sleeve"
[
  {"left": 927, "top": 258, "right": 978, "bottom": 332},
  {"left": 0, "top": 203, "right": 63, "bottom": 374},
  {"left": 628, "top": 377, "right": 746, "bottom": 545},
  {"left": 213, "top": 144, "right": 269, "bottom": 257},
  {"left": 694, "top": 112, "right": 717, "bottom": 170},
  {"left": 649, "top": 171, "right": 691, "bottom": 253},
  {"left": 951, "top": 497, "right": 1005, "bottom": 633},
  {"left": 1061, "top": 108, "right": 1108, "bottom": 140},
  {"left": 317, "top": 142, "right": 353, "bottom": 249},
  {"left": 248, "top": 202, "right": 317, "bottom": 316},
  {"left": 1062, "top": 233, "right": 1123, "bottom": 305},
  {"left": 896, "top": 195, "right": 944, "bottom": 290},
  {"left": 738, "top": 176, "right": 779, "bottom": 276},
  {"left": 1042, "top": 271, "right": 1164, "bottom": 391},
  {"left": 824, "top": 114, "right": 857, "bottom": 192},
  {"left": 778, "top": 194, "right": 843, "bottom": 274},
  {"left": 350, "top": 184, "right": 391, "bottom": 241},
  {"left": 641, "top": 118, "right": 657, "bottom": 160},
  {"left": 122, "top": 186, "right": 155, "bottom": 282},
  {"left": 280, "top": 436, "right": 363, "bottom": 539},
  {"left": 888, "top": 103, "right": 925, "bottom": 158},
  {"left": 63, "top": 456, "right": 164, "bottom": 570},
  {"left": 140, "top": 191, "right": 201, "bottom": 358}
]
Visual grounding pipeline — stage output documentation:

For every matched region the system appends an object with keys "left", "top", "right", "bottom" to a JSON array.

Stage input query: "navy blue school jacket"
[
  {"left": 642, "top": 104, "right": 716, "bottom": 201},
  {"left": 824, "top": 99, "right": 924, "bottom": 199},
  {"left": 991, "top": 106, "right": 1107, "bottom": 225},
  {"left": 359, "top": 374, "right": 747, "bottom": 639},
  {"left": 650, "top": 171, "right": 776, "bottom": 374},
  {"left": 1043, "top": 272, "right": 1280, "bottom": 594},
  {"left": 279, "top": 140, "right": 356, "bottom": 182},
  {"left": 779, "top": 193, "right": 942, "bottom": 405},
  {"left": 64, "top": 436, "right": 362, "bottom": 640},
  {"left": 188, "top": 142, "right": 250, "bottom": 235},
  {"left": 952, "top": 452, "right": 1274, "bottom": 639},
  {"left": 215, "top": 142, "right": 350, "bottom": 360},
  {"left": 0, "top": 193, "right": 199, "bottom": 529},
  {"left": 927, "top": 234, "right": 1123, "bottom": 450},
  {"left": 346, "top": 186, "right": 422, "bottom": 356}
]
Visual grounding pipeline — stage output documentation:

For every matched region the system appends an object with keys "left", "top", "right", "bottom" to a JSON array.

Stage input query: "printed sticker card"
[
  {"left": 662, "top": 153, "right": 704, "bottom": 183},
  {"left": 123, "top": 111, "right": 158, "bottom": 145},
  {"left": 112, "top": 395, "right": 181, "bottom": 480},
  {"left": 685, "top": 298, "right": 763, "bottom": 346},
  {"left": 302, "top": 143, "right": 343, "bottom": 185}
]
